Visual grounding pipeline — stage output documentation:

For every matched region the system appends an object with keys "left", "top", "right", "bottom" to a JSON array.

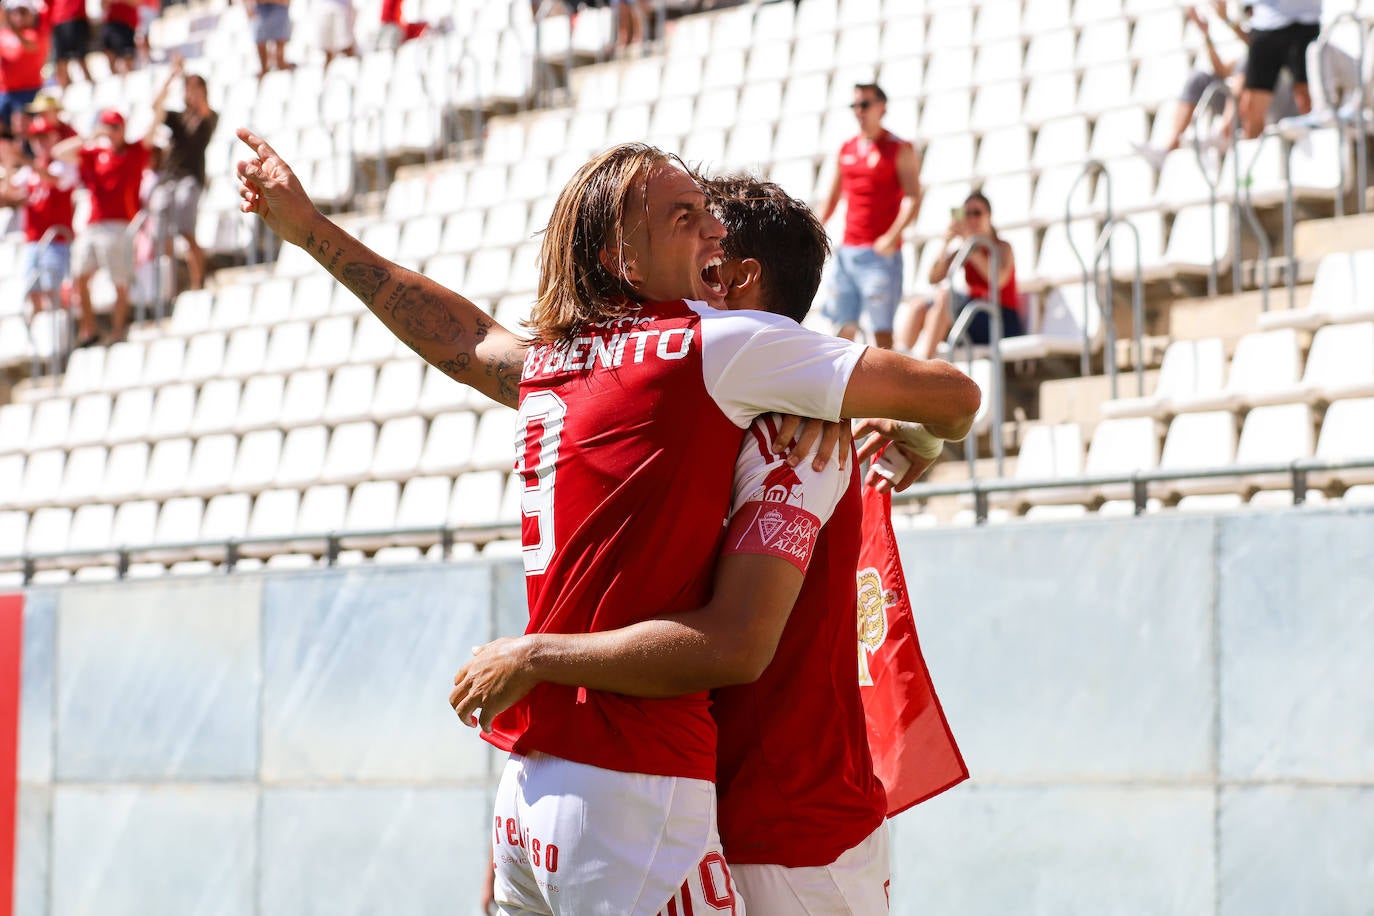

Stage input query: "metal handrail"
[
  {"left": 1089, "top": 217, "right": 1146, "bottom": 398},
  {"left": 1065, "top": 159, "right": 1106, "bottom": 378},
  {"left": 1192, "top": 80, "right": 1242, "bottom": 297},
  {"left": 943, "top": 233, "right": 1005, "bottom": 478},
  {"left": 21, "top": 224, "right": 75, "bottom": 381},
  {"left": 891, "top": 455, "right": 1374, "bottom": 525},
  {"left": 1314, "top": 13, "right": 1369, "bottom": 216},
  {"left": 1234, "top": 134, "right": 1273, "bottom": 311}
]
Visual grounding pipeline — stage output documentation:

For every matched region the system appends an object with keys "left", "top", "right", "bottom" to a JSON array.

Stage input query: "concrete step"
[{"left": 1295, "top": 211, "right": 1374, "bottom": 259}]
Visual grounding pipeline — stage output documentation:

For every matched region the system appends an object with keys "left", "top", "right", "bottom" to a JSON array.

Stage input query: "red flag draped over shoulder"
[{"left": 856, "top": 484, "right": 968, "bottom": 816}]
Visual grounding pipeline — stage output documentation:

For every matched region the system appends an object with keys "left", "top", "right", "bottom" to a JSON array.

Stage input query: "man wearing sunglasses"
[{"left": 820, "top": 82, "right": 922, "bottom": 351}]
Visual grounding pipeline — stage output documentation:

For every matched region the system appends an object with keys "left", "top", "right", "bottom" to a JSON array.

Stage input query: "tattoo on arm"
[
  {"left": 387, "top": 284, "right": 465, "bottom": 343},
  {"left": 484, "top": 349, "right": 522, "bottom": 406},
  {"left": 340, "top": 261, "right": 391, "bottom": 305}
]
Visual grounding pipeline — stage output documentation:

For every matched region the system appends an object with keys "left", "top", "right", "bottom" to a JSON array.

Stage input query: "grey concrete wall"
[{"left": 12, "top": 507, "right": 1374, "bottom": 915}]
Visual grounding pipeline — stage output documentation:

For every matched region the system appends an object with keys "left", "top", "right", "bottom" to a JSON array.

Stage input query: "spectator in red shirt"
[
  {"left": 101, "top": 0, "right": 138, "bottom": 74},
  {"left": 0, "top": 115, "right": 78, "bottom": 315},
  {"left": 819, "top": 82, "right": 922, "bottom": 350},
  {"left": 54, "top": 107, "right": 160, "bottom": 344},
  {"left": 0, "top": 0, "right": 51, "bottom": 134},
  {"left": 48, "top": 0, "right": 91, "bottom": 88},
  {"left": 376, "top": 0, "right": 425, "bottom": 50}
]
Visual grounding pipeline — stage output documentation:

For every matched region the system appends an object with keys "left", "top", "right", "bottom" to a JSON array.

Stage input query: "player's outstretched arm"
[
  {"left": 840, "top": 347, "right": 981, "bottom": 441},
  {"left": 450, "top": 552, "right": 805, "bottom": 731},
  {"left": 234, "top": 127, "right": 526, "bottom": 408}
]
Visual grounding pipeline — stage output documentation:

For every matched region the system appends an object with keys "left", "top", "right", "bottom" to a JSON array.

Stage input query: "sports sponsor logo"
[{"left": 856, "top": 566, "right": 896, "bottom": 687}]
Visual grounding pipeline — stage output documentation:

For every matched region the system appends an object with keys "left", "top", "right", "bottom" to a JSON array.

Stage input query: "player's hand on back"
[
  {"left": 450, "top": 637, "right": 540, "bottom": 733},
  {"left": 770, "top": 414, "right": 853, "bottom": 472},
  {"left": 234, "top": 127, "right": 320, "bottom": 249}
]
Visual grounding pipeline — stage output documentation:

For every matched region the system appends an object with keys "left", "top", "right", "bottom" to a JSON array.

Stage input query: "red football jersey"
[
  {"left": 14, "top": 162, "right": 76, "bottom": 242},
  {"left": 838, "top": 131, "right": 910, "bottom": 248},
  {"left": 483, "top": 299, "right": 866, "bottom": 782},
  {"left": 713, "top": 421, "right": 887, "bottom": 867},
  {"left": 79, "top": 142, "right": 148, "bottom": 224}
]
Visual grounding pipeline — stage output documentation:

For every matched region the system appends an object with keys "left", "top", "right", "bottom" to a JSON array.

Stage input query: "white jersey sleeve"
[
  {"left": 720, "top": 415, "right": 849, "bottom": 574},
  {"left": 689, "top": 301, "right": 868, "bottom": 428}
]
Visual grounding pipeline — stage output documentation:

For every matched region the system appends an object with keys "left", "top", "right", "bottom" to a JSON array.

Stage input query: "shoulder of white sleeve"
[{"left": 730, "top": 418, "right": 850, "bottom": 527}]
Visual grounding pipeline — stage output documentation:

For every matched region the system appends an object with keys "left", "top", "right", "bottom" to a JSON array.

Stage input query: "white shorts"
[
  {"left": 71, "top": 220, "right": 135, "bottom": 288},
  {"left": 492, "top": 751, "right": 745, "bottom": 916},
  {"left": 314, "top": 2, "right": 355, "bottom": 53},
  {"left": 731, "top": 824, "right": 890, "bottom": 916}
]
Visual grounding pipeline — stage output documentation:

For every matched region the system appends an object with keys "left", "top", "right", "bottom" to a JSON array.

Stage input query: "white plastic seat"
[
  {"left": 101, "top": 340, "right": 146, "bottom": 390},
  {"left": 351, "top": 316, "right": 403, "bottom": 363},
  {"left": 971, "top": 81, "right": 1023, "bottom": 132},
  {"left": 924, "top": 47, "right": 974, "bottom": 93},
  {"left": 448, "top": 469, "right": 506, "bottom": 528},
  {"left": 141, "top": 337, "right": 187, "bottom": 388},
  {"left": 344, "top": 480, "right": 400, "bottom": 534},
  {"left": 28, "top": 397, "right": 72, "bottom": 451},
  {"left": 289, "top": 274, "right": 335, "bottom": 323},
  {"left": 1001, "top": 283, "right": 1103, "bottom": 362},
  {"left": 1261, "top": 250, "right": 1374, "bottom": 330},
  {"left": 1084, "top": 416, "right": 1161, "bottom": 500},
  {"left": 246, "top": 488, "right": 302, "bottom": 547},
  {"left": 977, "top": 173, "right": 1032, "bottom": 229},
  {"left": 920, "top": 135, "right": 977, "bottom": 187},
  {"left": 1164, "top": 204, "right": 1233, "bottom": 275},
  {"left": 1175, "top": 329, "right": 1304, "bottom": 412},
  {"left": 1023, "top": 71, "right": 1079, "bottom": 125},
  {"left": 229, "top": 428, "right": 284, "bottom": 494},
  {"left": 67, "top": 503, "right": 114, "bottom": 555},
  {"left": 370, "top": 416, "right": 426, "bottom": 481},
  {"left": 1153, "top": 149, "right": 1218, "bottom": 209},
  {"left": 973, "top": 37, "right": 1023, "bottom": 85},
  {"left": 1104, "top": 337, "right": 1227, "bottom": 418},
  {"left": 304, "top": 315, "right": 355, "bottom": 370},
  {"left": 371, "top": 358, "right": 424, "bottom": 419},
  {"left": 25, "top": 506, "right": 72, "bottom": 557},
  {"left": 470, "top": 408, "right": 518, "bottom": 470},
  {"left": 0, "top": 510, "right": 26, "bottom": 558},
  {"left": 1103, "top": 210, "right": 1169, "bottom": 280},
  {"left": 318, "top": 364, "right": 375, "bottom": 426},
  {"left": 1030, "top": 116, "right": 1090, "bottom": 169},
  {"left": 1294, "top": 322, "right": 1374, "bottom": 402},
  {"left": 1159, "top": 411, "right": 1238, "bottom": 497},
  {"left": 222, "top": 326, "right": 269, "bottom": 379},
  {"left": 102, "top": 442, "right": 150, "bottom": 503},
  {"left": 918, "top": 90, "right": 971, "bottom": 138},
  {"left": 1092, "top": 157, "right": 1158, "bottom": 215},
  {"left": 394, "top": 474, "right": 453, "bottom": 533},
  {"left": 168, "top": 289, "right": 214, "bottom": 337},
  {"left": 973, "top": 0, "right": 1021, "bottom": 42},
  {"left": 1237, "top": 403, "right": 1316, "bottom": 491},
  {"left": 111, "top": 499, "right": 159, "bottom": 549},
  {"left": 263, "top": 320, "right": 312, "bottom": 375},
  {"left": 1031, "top": 164, "right": 1094, "bottom": 225},
  {"left": 1133, "top": 50, "right": 1191, "bottom": 108},
  {"left": 0, "top": 403, "right": 33, "bottom": 455},
  {"left": 1076, "top": 20, "right": 1129, "bottom": 67},
  {"left": 154, "top": 496, "right": 204, "bottom": 550},
  {"left": 188, "top": 379, "right": 242, "bottom": 438},
  {"left": 973, "top": 126, "right": 1032, "bottom": 179},
  {"left": 180, "top": 332, "right": 228, "bottom": 386},
  {"left": 1009, "top": 422, "right": 1086, "bottom": 508},
  {"left": 52, "top": 444, "right": 106, "bottom": 508},
  {"left": 17, "top": 449, "right": 65, "bottom": 510},
  {"left": 146, "top": 384, "right": 196, "bottom": 441},
  {"left": 185, "top": 434, "right": 237, "bottom": 498},
  {"left": 208, "top": 285, "right": 254, "bottom": 332},
  {"left": 279, "top": 370, "right": 329, "bottom": 428},
  {"left": 419, "top": 410, "right": 478, "bottom": 475},
  {"left": 297, "top": 484, "right": 349, "bottom": 536},
  {"left": 1033, "top": 219, "right": 1099, "bottom": 285},
  {"left": 417, "top": 364, "right": 470, "bottom": 415},
  {"left": 319, "top": 421, "right": 377, "bottom": 486},
  {"left": 199, "top": 492, "right": 251, "bottom": 552},
  {"left": 232, "top": 373, "right": 285, "bottom": 433},
  {"left": 65, "top": 393, "right": 113, "bottom": 448},
  {"left": 274, "top": 425, "right": 328, "bottom": 489},
  {"left": 142, "top": 438, "right": 193, "bottom": 500},
  {"left": 1313, "top": 398, "right": 1374, "bottom": 488},
  {"left": 61, "top": 346, "right": 107, "bottom": 396}
]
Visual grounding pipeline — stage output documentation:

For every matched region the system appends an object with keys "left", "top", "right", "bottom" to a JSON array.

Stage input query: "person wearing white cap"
[{"left": 0, "top": 0, "right": 50, "bottom": 134}]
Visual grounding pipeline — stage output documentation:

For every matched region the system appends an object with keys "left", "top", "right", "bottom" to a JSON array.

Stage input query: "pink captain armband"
[{"left": 721, "top": 500, "right": 823, "bottom": 574}]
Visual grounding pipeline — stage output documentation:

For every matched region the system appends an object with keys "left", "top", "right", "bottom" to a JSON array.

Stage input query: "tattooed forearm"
[
  {"left": 474, "top": 313, "right": 492, "bottom": 344},
  {"left": 437, "top": 355, "right": 472, "bottom": 377},
  {"left": 388, "top": 284, "right": 466, "bottom": 343},
  {"left": 340, "top": 261, "right": 391, "bottom": 304},
  {"left": 484, "top": 349, "right": 522, "bottom": 407}
]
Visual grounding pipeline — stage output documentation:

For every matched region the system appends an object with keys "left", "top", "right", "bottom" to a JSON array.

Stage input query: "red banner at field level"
[
  {"left": 856, "top": 485, "right": 968, "bottom": 817},
  {"left": 0, "top": 593, "right": 20, "bottom": 916}
]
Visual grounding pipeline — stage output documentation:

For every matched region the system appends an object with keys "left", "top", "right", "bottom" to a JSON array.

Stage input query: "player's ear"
[
  {"left": 730, "top": 258, "right": 763, "bottom": 292},
  {"left": 599, "top": 240, "right": 641, "bottom": 285}
]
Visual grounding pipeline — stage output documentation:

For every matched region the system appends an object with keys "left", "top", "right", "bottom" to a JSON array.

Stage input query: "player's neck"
[{"left": 859, "top": 125, "right": 885, "bottom": 142}]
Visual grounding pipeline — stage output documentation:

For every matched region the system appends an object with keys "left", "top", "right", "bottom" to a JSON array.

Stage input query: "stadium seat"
[
  {"left": 417, "top": 364, "right": 470, "bottom": 415},
  {"left": 1293, "top": 322, "right": 1374, "bottom": 402},
  {"left": 102, "top": 442, "right": 150, "bottom": 504},
  {"left": 28, "top": 397, "right": 72, "bottom": 452},
  {"left": 251, "top": 278, "right": 295, "bottom": 327},
  {"left": 234, "top": 374, "right": 286, "bottom": 434},
  {"left": 61, "top": 346, "right": 107, "bottom": 396},
  {"left": 1237, "top": 403, "right": 1317, "bottom": 492},
  {"left": 1164, "top": 203, "right": 1233, "bottom": 276},
  {"left": 370, "top": 416, "right": 426, "bottom": 481},
  {"left": 101, "top": 340, "right": 146, "bottom": 390},
  {"left": 1031, "top": 164, "right": 1094, "bottom": 224},
  {"left": 1173, "top": 329, "right": 1304, "bottom": 413},
  {"left": 971, "top": 81, "right": 1023, "bottom": 132},
  {"left": 320, "top": 421, "right": 378, "bottom": 486},
  {"left": 344, "top": 480, "right": 401, "bottom": 535},
  {"left": 274, "top": 425, "right": 329, "bottom": 490},
  {"left": 198, "top": 493, "right": 252, "bottom": 555},
  {"left": 393, "top": 475, "right": 453, "bottom": 541},
  {"left": 184, "top": 434, "right": 237, "bottom": 499},
  {"left": 0, "top": 404, "right": 32, "bottom": 455},
  {"left": 449, "top": 469, "right": 506, "bottom": 528},
  {"left": 1103, "top": 337, "right": 1227, "bottom": 418},
  {"left": 65, "top": 393, "right": 113, "bottom": 448},
  {"left": 67, "top": 503, "right": 114, "bottom": 555},
  {"left": 146, "top": 384, "right": 196, "bottom": 441},
  {"left": 167, "top": 290, "right": 214, "bottom": 338},
  {"left": 1312, "top": 398, "right": 1374, "bottom": 490},
  {"left": 297, "top": 484, "right": 349, "bottom": 536},
  {"left": 1160, "top": 410, "right": 1238, "bottom": 497},
  {"left": 142, "top": 438, "right": 194, "bottom": 500},
  {"left": 1001, "top": 282, "right": 1102, "bottom": 362},
  {"left": 16, "top": 450, "right": 64, "bottom": 511},
  {"left": 471, "top": 408, "right": 519, "bottom": 471},
  {"left": 222, "top": 326, "right": 270, "bottom": 379},
  {"left": 371, "top": 359, "right": 424, "bottom": 420},
  {"left": 25, "top": 506, "right": 72, "bottom": 557},
  {"left": 246, "top": 488, "right": 302, "bottom": 549},
  {"left": 56, "top": 446, "right": 107, "bottom": 508},
  {"left": 111, "top": 499, "right": 159, "bottom": 549},
  {"left": 141, "top": 337, "right": 187, "bottom": 388},
  {"left": 181, "top": 332, "right": 228, "bottom": 384},
  {"left": 1084, "top": 415, "right": 1161, "bottom": 501},
  {"left": 322, "top": 364, "right": 378, "bottom": 426},
  {"left": 153, "top": 496, "right": 204, "bottom": 554},
  {"left": 1033, "top": 219, "right": 1099, "bottom": 285},
  {"left": 189, "top": 379, "right": 242, "bottom": 438},
  {"left": 264, "top": 321, "right": 313, "bottom": 375},
  {"left": 352, "top": 316, "right": 404, "bottom": 364},
  {"left": 0, "top": 510, "right": 25, "bottom": 560},
  {"left": 278, "top": 370, "right": 329, "bottom": 428},
  {"left": 1261, "top": 249, "right": 1374, "bottom": 330}
]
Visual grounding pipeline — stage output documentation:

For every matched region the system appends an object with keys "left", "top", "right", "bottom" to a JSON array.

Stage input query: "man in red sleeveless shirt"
[
  {"left": 0, "top": 0, "right": 50, "bottom": 134},
  {"left": 820, "top": 82, "right": 922, "bottom": 351}
]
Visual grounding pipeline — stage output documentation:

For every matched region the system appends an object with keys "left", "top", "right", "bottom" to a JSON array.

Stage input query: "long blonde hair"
[{"left": 529, "top": 143, "right": 675, "bottom": 343}]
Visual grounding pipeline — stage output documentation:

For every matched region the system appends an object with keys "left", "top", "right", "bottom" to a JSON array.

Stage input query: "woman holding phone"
[{"left": 895, "top": 190, "right": 1021, "bottom": 359}]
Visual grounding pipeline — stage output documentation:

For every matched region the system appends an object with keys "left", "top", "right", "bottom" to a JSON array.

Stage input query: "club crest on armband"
[
  {"left": 756, "top": 508, "right": 787, "bottom": 545},
  {"left": 856, "top": 566, "right": 897, "bottom": 687}
]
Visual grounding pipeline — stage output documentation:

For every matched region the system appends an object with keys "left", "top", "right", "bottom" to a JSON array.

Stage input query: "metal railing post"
[
  {"left": 1091, "top": 217, "right": 1147, "bottom": 398},
  {"left": 1314, "top": 14, "right": 1368, "bottom": 214},
  {"left": 1192, "top": 81, "right": 1239, "bottom": 297},
  {"left": 1237, "top": 135, "right": 1273, "bottom": 311},
  {"left": 944, "top": 234, "right": 1005, "bottom": 478},
  {"left": 1065, "top": 159, "right": 1105, "bottom": 379}
]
